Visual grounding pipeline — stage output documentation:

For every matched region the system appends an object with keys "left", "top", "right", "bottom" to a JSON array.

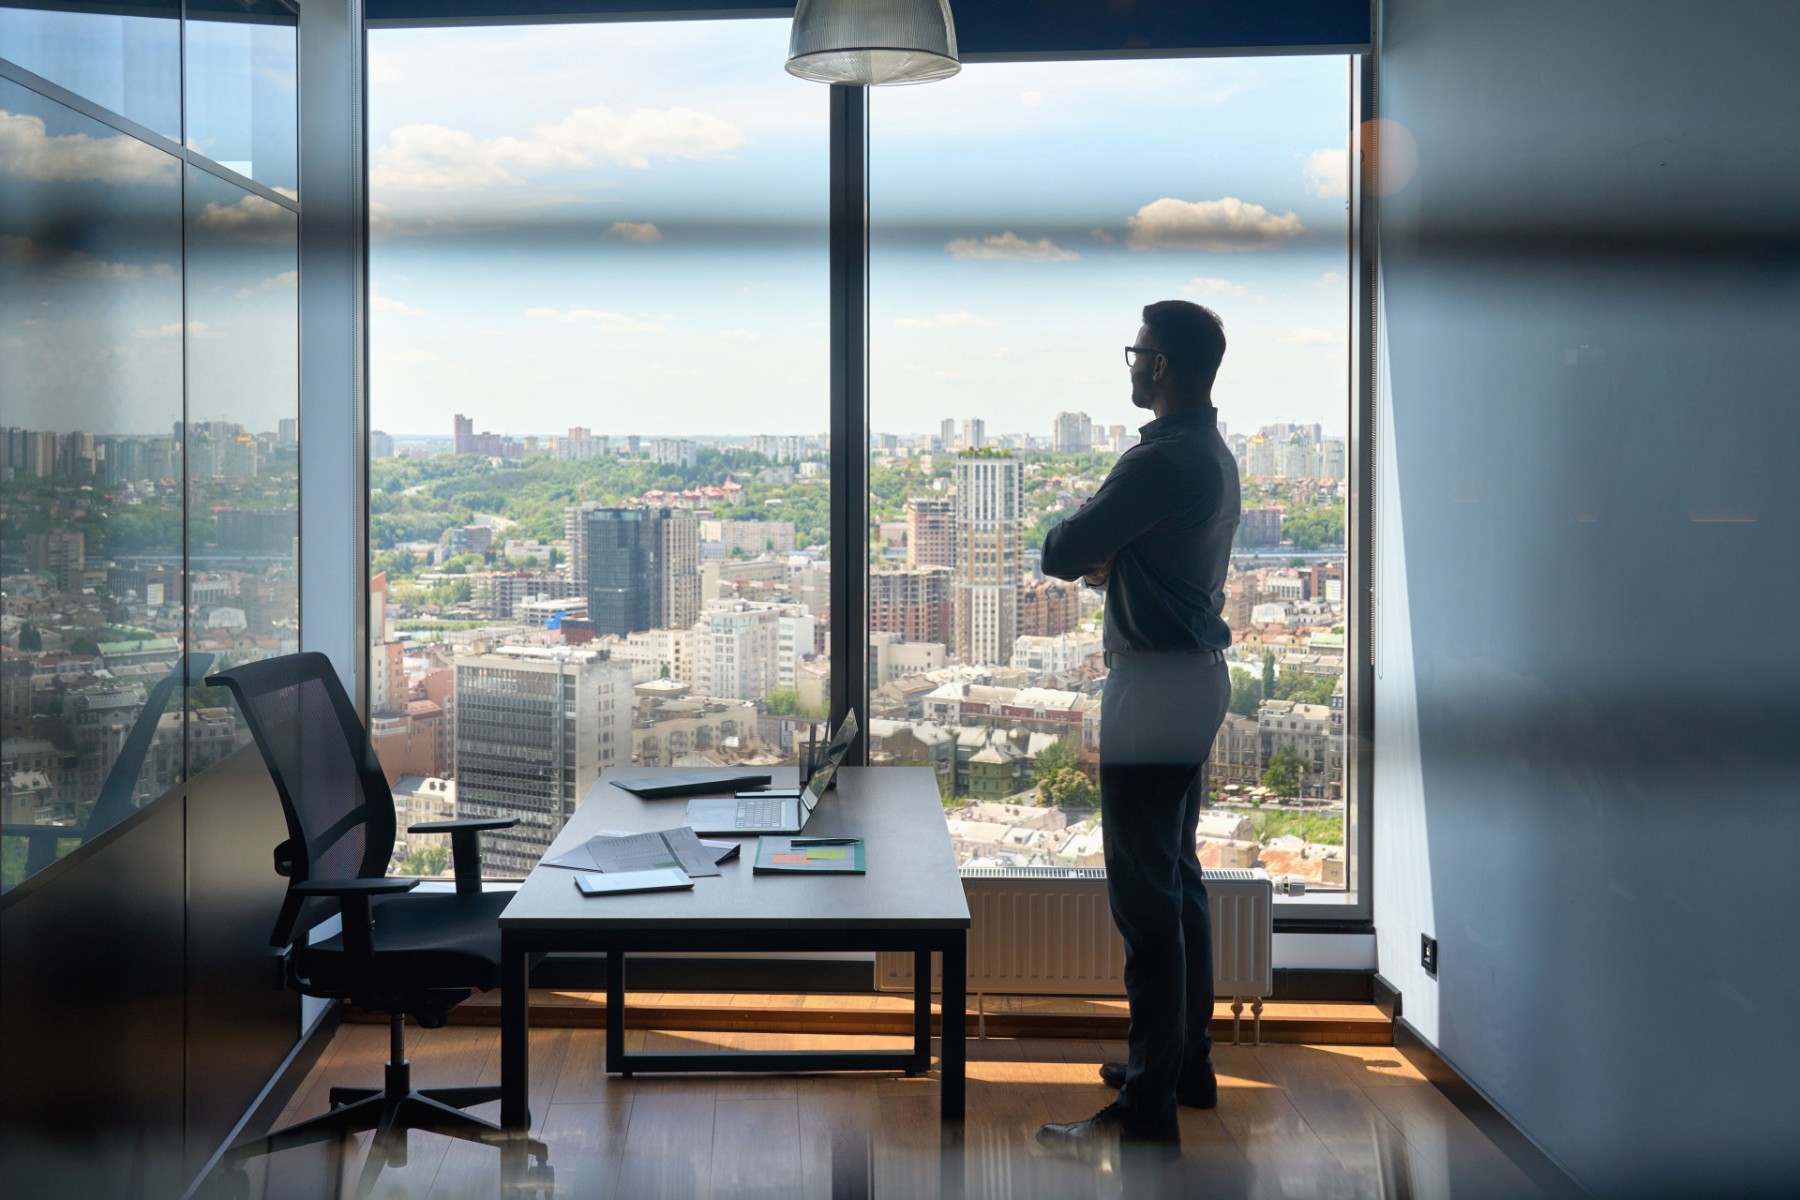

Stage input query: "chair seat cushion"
[{"left": 297, "top": 889, "right": 511, "bottom": 996}]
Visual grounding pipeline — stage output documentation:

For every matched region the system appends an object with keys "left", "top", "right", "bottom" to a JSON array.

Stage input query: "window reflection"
[
  {"left": 1, "top": 76, "right": 184, "bottom": 888},
  {"left": 0, "top": 1, "right": 181, "bottom": 138},
  {"left": 183, "top": 0, "right": 298, "bottom": 193},
  {"left": 182, "top": 164, "right": 298, "bottom": 775}
]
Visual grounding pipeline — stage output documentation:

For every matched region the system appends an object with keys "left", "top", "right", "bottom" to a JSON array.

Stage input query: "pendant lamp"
[{"left": 786, "top": 0, "right": 961, "bottom": 86}]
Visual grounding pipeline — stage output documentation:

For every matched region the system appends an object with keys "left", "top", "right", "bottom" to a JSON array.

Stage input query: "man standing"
[{"left": 1036, "top": 301, "right": 1240, "bottom": 1153}]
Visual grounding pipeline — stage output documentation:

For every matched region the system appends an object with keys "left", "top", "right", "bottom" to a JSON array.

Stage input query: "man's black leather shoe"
[
  {"left": 1098, "top": 1060, "right": 1218, "bottom": 1109},
  {"left": 1036, "top": 1102, "right": 1180, "bottom": 1157}
]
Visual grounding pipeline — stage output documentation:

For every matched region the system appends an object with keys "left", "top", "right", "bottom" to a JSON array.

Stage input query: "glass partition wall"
[{"left": 0, "top": 6, "right": 300, "bottom": 891}]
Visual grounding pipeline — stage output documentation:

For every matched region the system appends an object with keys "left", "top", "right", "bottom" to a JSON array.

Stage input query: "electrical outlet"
[{"left": 1421, "top": 934, "right": 1439, "bottom": 977}]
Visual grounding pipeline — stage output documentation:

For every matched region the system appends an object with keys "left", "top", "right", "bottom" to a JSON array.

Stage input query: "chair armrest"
[
  {"left": 409, "top": 820, "right": 513, "bottom": 895},
  {"left": 409, "top": 818, "right": 517, "bottom": 833},
  {"left": 290, "top": 877, "right": 420, "bottom": 960},
  {"left": 292, "top": 877, "right": 421, "bottom": 896}
]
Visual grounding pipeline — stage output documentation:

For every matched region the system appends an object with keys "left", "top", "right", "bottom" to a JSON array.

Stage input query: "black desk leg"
[
  {"left": 500, "top": 933, "right": 531, "bottom": 1133},
  {"left": 912, "top": 948, "right": 933, "bottom": 1074},
  {"left": 940, "top": 934, "right": 966, "bottom": 1129},
  {"left": 606, "top": 950, "right": 627, "bottom": 1077}
]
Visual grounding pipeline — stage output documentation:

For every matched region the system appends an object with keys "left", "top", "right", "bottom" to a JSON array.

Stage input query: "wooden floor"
[{"left": 230, "top": 1023, "right": 1543, "bottom": 1200}]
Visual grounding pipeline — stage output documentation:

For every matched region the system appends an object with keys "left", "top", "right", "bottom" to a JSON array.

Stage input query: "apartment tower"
[{"left": 952, "top": 453, "right": 1023, "bottom": 664}]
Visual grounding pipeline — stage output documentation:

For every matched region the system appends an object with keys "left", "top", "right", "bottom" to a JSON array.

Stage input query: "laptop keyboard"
[{"left": 735, "top": 799, "right": 782, "bottom": 829}]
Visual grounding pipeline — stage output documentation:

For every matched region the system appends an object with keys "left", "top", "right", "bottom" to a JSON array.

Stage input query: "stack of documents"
[{"left": 542, "top": 826, "right": 724, "bottom": 877}]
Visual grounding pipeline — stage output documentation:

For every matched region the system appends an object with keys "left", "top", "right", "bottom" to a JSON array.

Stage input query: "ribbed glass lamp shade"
[{"left": 786, "top": 0, "right": 961, "bottom": 86}]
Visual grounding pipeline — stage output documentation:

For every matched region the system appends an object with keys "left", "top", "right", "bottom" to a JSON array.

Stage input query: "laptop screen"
[{"left": 799, "top": 709, "right": 859, "bottom": 814}]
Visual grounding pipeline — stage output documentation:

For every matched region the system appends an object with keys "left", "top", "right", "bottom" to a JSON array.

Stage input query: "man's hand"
[{"left": 1083, "top": 563, "right": 1111, "bottom": 589}]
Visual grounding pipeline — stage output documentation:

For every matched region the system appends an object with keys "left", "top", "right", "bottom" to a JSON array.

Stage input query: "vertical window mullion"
[{"left": 828, "top": 82, "right": 869, "bottom": 764}]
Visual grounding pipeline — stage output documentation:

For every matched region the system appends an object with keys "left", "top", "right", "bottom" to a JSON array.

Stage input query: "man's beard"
[{"left": 1130, "top": 376, "right": 1152, "bottom": 409}]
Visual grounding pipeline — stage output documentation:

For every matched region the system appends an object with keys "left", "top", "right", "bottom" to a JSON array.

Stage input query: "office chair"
[
  {"left": 1, "top": 654, "right": 211, "bottom": 890},
  {"left": 204, "top": 652, "right": 549, "bottom": 1196}
]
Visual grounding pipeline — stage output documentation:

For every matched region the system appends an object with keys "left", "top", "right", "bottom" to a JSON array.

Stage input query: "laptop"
[
  {"left": 684, "top": 710, "right": 858, "bottom": 835},
  {"left": 611, "top": 770, "right": 773, "bottom": 799}
]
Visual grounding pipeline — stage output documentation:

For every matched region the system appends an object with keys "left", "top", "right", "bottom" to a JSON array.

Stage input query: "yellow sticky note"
[{"left": 805, "top": 847, "right": 848, "bottom": 860}]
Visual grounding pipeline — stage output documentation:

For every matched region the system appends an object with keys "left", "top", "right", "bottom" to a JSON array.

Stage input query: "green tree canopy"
[
  {"left": 1262, "top": 744, "right": 1308, "bottom": 797},
  {"left": 1030, "top": 734, "right": 1082, "bottom": 783},
  {"left": 1038, "top": 766, "right": 1097, "bottom": 811},
  {"left": 17, "top": 622, "right": 42, "bottom": 651},
  {"left": 1228, "top": 667, "right": 1260, "bottom": 717}
]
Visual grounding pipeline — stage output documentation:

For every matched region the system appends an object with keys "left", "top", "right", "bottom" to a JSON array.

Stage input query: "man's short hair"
[{"left": 1142, "top": 300, "right": 1227, "bottom": 395}]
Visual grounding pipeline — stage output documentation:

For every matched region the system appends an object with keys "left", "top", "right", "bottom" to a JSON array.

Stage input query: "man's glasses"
[{"left": 1124, "top": 345, "right": 1166, "bottom": 368}]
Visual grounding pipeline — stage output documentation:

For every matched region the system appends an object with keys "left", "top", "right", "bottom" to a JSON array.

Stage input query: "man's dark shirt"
[{"left": 1040, "top": 405, "right": 1240, "bottom": 654}]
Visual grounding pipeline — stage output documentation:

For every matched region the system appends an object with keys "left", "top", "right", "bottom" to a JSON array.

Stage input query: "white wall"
[{"left": 1373, "top": 2, "right": 1800, "bottom": 1193}]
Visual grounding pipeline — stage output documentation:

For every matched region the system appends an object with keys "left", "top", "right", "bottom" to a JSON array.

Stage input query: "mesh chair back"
[{"left": 207, "top": 652, "right": 397, "bottom": 948}]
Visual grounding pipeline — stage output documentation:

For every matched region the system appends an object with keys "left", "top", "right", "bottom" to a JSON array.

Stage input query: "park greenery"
[
  {"left": 363, "top": 447, "right": 1345, "bottom": 575},
  {"left": 1261, "top": 744, "right": 1310, "bottom": 797}
]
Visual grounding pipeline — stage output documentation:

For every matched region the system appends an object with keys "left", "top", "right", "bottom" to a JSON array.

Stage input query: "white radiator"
[{"left": 876, "top": 866, "right": 1275, "bottom": 1042}]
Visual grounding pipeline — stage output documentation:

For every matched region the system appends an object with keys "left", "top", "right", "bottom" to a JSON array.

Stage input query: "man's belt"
[{"left": 1103, "top": 648, "right": 1226, "bottom": 668}]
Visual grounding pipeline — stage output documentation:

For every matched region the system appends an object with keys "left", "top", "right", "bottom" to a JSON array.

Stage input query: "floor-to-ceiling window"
[
  {"left": 363, "top": 18, "right": 829, "bottom": 878},
  {"left": 867, "top": 57, "right": 1356, "bottom": 895},
  {"left": 0, "top": 3, "right": 300, "bottom": 890}
]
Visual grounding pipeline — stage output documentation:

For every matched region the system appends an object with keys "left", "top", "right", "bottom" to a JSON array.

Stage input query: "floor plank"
[{"left": 249, "top": 1025, "right": 1545, "bottom": 1200}]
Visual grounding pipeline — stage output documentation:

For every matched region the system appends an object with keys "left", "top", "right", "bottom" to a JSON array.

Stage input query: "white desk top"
[{"left": 499, "top": 766, "right": 969, "bottom": 932}]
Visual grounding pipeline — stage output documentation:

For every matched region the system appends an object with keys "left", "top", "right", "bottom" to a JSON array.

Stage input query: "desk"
[{"left": 497, "top": 766, "right": 970, "bottom": 1134}]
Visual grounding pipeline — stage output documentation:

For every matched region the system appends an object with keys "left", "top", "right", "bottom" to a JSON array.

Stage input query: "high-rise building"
[
  {"left": 939, "top": 418, "right": 956, "bottom": 452},
  {"left": 1282, "top": 434, "right": 1315, "bottom": 479},
  {"left": 453, "top": 413, "right": 474, "bottom": 455},
  {"left": 952, "top": 453, "right": 1023, "bottom": 664},
  {"left": 1240, "top": 507, "right": 1284, "bottom": 547},
  {"left": 961, "top": 418, "right": 985, "bottom": 451},
  {"left": 650, "top": 438, "right": 698, "bottom": 468},
  {"left": 905, "top": 496, "right": 955, "bottom": 568},
  {"left": 583, "top": 507, "right": 699, "bottom": 637},
  {"left": 453, "top": 645, "right": 632, "bottom": 876},
  {"left": 1019, "top": 577, "right": 1083, "bottom": 638},
  {"left": 368, "top": 429, "right": 395, "bottom": 458},
  {"left": 1246, "top": 433, "right": 1279, "bottom": 478},
  {"left": 1319, "top": 437, "right": 1348, "bottom": 482},
  {"left": 30, "top": 530, "right": 85, "bottom": 593},
  {"left": 1053, "top": 411, "right": 1092, "bottom": 454},
  {"left": 870, "top": 566, "right": 953, "bottom": 644},
  {"left": 691, "top": 599, "right": 782, "bottom": 702}
]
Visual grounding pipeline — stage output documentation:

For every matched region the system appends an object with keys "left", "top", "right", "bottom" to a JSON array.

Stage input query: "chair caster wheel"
[{"left": 505, "top": 1161, "right": 554, "bottom": 1198}]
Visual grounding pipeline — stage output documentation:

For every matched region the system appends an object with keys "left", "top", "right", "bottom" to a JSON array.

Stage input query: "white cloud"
[
  {"left": 1125, "top": 197, "right": 1304, "bottom": 253},
  {"left": 372, "top": 289, "right": 422, "bottom": 315},
  {"left": 892, "top": 311, "right": 998, "bottom": 331},
  {"left": 1089, "top": 228, "right": 1116, "bottom": 246},
  {"left": 720, "top": 328, "right": 758, "bottom": 342},
  {"left": 371, "top": 104, "right": 745, "bottom": 192},
  {"left": 1303, "top": 148, "right": 1349, "bottom": 200},
  {"left": 235, "top": 270, "right": 298, "bottom": 300},
  {"left": 1181, "top": 277, "right": 1247, "bottom": 297},
  {"left": 197, "top": 193, "right": 291, "bottom": 241},
  {"left": 1283, "top": 326, "right": 1346, "bottom": 346},
  {"left": 1, "top": 234, "right": 176, "bottom": 281},
  {"left": 149, "top": 321, "right": 220, "bottom": 340},
  {"left": 605, "top": 220, "right": 663, "bottom": 244},
  {"left": 1317, "top": 270, "right": 1346, "bottom": 287},
  {"left": 0, "top": 109, "right": 178, "bottom": 187},
  {"left": 367, "top": 49, "right": 404, "bottom": 85},
  {"left": 525, "top": 307, "right": 664, "bottom": 333},
  {"left": 1020, "top": 90, "right": 1042, "bottom": 108},
  {"left": 944, "top": 231, "right": 1078, "bottom": 263}
]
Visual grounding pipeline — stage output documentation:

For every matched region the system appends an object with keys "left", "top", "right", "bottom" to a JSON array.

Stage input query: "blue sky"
[{"left": 367, "top": 19, "right": 1349, "bottom": 442}]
